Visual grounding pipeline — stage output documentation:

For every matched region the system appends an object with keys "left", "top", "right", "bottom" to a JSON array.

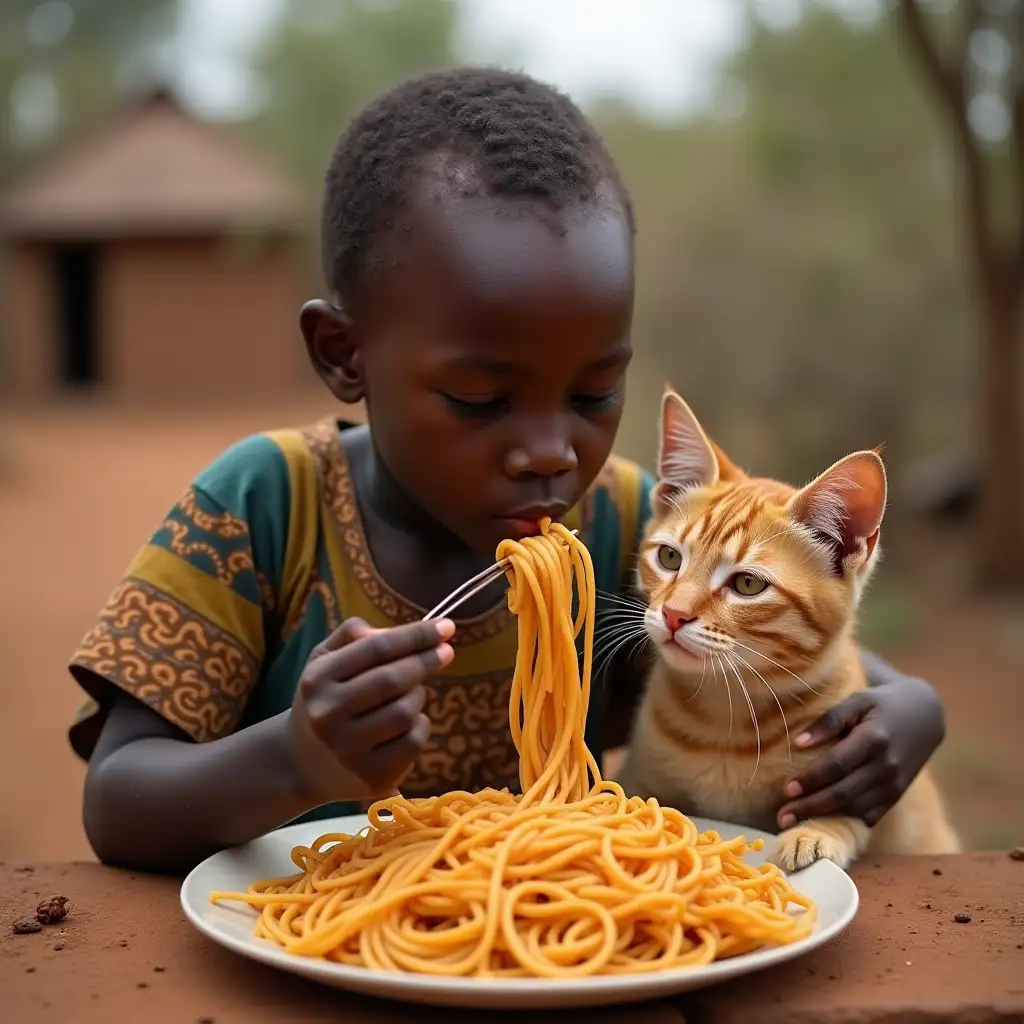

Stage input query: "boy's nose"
[{"left": 506, "top": 437, "right": 578, "bottom": 478}]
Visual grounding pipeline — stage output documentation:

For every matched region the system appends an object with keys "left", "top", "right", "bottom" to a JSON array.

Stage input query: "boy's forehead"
[{"left": 399, "top": 188, "right": 634, "bottom": 309}]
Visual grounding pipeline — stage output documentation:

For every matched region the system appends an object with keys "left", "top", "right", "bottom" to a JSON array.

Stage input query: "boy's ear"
[{"left": 300, "top": 299, "right": 363, "bottom": 404}]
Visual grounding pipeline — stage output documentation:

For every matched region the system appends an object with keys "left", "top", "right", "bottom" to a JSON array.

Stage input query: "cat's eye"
[
  {"left": 731, "top": 572, "right": 770, "bottom": 597},
  {"left": 657, "top": 546, "right": 683, "bottom": 572}
]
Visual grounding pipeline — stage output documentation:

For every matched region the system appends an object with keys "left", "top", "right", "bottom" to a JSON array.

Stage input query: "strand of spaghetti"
[{"left": 210, "top": 520, "right": 816, "bottom": 976}]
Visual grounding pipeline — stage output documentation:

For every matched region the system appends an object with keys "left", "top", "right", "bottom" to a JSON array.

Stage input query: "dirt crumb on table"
[
  {"left": 13, "top": 917, "right": 42, "bottom": 934},
  {"left": 36, "top": 895, "right": 70, "bottom": 925},
  {"left": 954, "top": 911, "right": 972, "bottom": 923}
]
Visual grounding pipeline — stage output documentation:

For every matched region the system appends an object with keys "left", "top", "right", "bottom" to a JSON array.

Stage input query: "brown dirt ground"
[
  {"left": 1, "top": 403, "right": 1021, "bottom": 863},
  {"left": 3, "top": 854, "right": 1022, "bottom": 1021}
]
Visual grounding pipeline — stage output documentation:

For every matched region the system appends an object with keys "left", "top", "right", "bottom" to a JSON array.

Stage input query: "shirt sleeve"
[
  {"left": 67, "top": 433, "right": 293, "bottom": 760},
  {"left": 581, "top": 456, "right": 656, "bottom": 598}
]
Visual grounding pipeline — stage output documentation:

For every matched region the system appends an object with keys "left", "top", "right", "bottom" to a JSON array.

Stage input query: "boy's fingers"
[
  {"left": 783, "top": 730, "right": 874, "bottom": 801},
  {"left": 319, "top": 617, "right": 375, "bottom": 653},
  {"left": 852, "top": 786, "right": 899, "bottom": 827},
  {"left": 361, "top": 714, "right": 432, "bottom": 794},
  {"left": 317, "top": 645, "right": 453, "bottom": 721},
  {"left": 348, "top": 686, "right": 428, "bottom": 750},
  {"left": 311, "top": 619, "right": 455, "bottom": 681},
  {"left": 793, "top": 691, "right": 872, "bottom": 749},
  {"left": 777, "top": 760, "right": 878, "bottom": 828}
]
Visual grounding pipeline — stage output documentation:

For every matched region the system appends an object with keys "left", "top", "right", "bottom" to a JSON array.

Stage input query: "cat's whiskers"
[
  {"left": 723, "top": 653, "right": 761, "bottom": 786},
  {"left": 592, "top": 637, "right": 647, "bottom": 686},
  {"left": 711, "top": 652, "right": 735, "bottom": 738},
  {"left": 729, "top": 647, "right": 794, "bottom": 765},
  {"left": 592, "top": 619, "right": 650, "bottom": 682},
  {"left": 665, "top": 492, "right": 690, "bottom": 523},
  {"left": 686, "top": 654, "right": 708, "bottom": 703},
  {"left": 596, "top": 591, "right": 649, "bottom": 612},
  {"left": 594, "top": 612, "right": 644, "bottom": 631},
  {"left": 727, "top": 637, "right": 824, "bottom": 698}
]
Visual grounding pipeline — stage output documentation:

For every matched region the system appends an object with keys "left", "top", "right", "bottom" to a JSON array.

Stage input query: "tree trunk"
[{"left": 977, "top": 284, "right": 1024, "bottom": 588}]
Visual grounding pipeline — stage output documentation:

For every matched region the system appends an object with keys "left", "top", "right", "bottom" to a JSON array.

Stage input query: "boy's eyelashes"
[
  {"left": 570, "top": 388, "right": 622, "bottom": 414},
  {"left": 439, "top": 393, "right": 509, "bottom": 419},
  {"left": 437, "top": 388, "right": 622, "bottom": 421}
]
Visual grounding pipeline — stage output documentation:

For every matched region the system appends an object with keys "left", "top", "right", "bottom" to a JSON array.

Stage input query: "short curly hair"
[{"left": 321, "top": 66, "right": 633, "bottom": 305}]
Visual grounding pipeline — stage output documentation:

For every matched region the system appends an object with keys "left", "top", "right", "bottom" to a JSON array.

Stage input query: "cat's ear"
[
  {"left": 657, "top": 388, "right": 719, "bottom": 501},
  {"left": 708, "top": 439, "right": 745, "bottom": 485},
  {"left": 656, "top": 388, "right": 745, "bottom": 506},
  {"left": 787, "top": 451, "right": 887, "bottom": 576}
]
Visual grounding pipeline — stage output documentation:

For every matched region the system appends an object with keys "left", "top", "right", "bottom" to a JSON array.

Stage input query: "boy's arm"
[
  {"left": 83, "top": 690, "right": 322, "bottom": 873},
  {"left": 85, "top": 615, "right": 452, "bottom": 875},
  {"left": 70, "top": 433, "right": 348, "bottom": 873}
]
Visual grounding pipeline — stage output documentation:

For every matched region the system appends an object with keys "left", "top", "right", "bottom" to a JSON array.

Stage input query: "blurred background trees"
[
  {"left": 897, "top": 0, "right": 1023, "bottom": 587},
  {"left": 1, "top": 0, "right": 1020, "bottom": 589}
]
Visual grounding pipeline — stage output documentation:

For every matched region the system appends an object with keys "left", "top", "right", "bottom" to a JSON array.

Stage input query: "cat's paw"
[{"left": 770, "top": 826, "right": 855, "bottom": 873}]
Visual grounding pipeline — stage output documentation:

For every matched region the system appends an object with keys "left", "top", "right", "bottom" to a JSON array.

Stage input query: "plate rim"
[{"left": 181, "top": 813, "right": 859, "bottom": 1002}]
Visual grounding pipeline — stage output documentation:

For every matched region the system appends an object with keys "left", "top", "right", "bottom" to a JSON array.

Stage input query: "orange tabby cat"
[{"left": 616, "top": 386, "right": 959, "bottom": 871}]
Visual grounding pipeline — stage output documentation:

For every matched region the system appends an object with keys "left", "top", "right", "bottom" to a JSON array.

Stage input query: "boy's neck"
[
  {"left": 341, "top": 424, "right": 499, "bottom": 614},
  {"left": 346, "top": 426, "right": 456, "bottom": 546}
]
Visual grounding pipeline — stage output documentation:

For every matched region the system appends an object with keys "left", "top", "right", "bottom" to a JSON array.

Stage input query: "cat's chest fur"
[
  {"left": 641, "top": 743, "right": 808, "bottom": 835},
  {"left": 616, "top": 666, "right": 826, "bottom": 836}
]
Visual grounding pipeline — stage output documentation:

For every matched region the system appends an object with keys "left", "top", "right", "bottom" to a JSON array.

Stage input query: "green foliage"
[
  {"left": 244, "top": 0, "right": 460, "bottom": 187},
  {"left": 858, "top": 578, "right": 919, "bottom": 650},
  {"left": 0, "top": 1, "right": 178, "bottom": 181},
  {"left": 604, "top": 5, "right": 973, "bottom": 498}
]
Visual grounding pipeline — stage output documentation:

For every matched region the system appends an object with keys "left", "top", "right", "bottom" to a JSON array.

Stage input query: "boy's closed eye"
[
  {"left": 438, "top": 387, "right": 623, "bottom": 420},
  {"left": 438, "top": 392, "right": 509, "bottom": 418}
]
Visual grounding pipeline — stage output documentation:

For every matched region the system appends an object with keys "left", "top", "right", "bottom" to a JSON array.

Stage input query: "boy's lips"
[
  {"left": 501, "top": 518, "right": 546, "bottom": 537},
  {"left": 496, "top": 504, "right": 568, "bottom": 538}
]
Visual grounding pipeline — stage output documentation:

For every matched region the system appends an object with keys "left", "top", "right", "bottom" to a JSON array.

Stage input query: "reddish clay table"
[{"left": 3, "top": 853, "right": 1022, "bottom": 1023}]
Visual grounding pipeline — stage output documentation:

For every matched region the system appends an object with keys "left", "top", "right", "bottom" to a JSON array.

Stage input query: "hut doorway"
[{"left": 53, "top": 242, "right": 101, "bottom": 387}]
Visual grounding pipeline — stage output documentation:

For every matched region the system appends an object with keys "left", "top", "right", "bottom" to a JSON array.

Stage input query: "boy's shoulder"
[
  {"left": 187, "top": 416, "right": 348, "bottom": 518},
  {"left": 585, "top": 452, "right": 655, "bottom": 506},
  {"left": 573, "top": 453, "right": 656, "bottom": 594}
]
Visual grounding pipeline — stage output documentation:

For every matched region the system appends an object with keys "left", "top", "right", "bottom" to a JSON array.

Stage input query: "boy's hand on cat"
[
  {"left": 288, "top": 617, "right": 455, "bottom": 803},
  {"left": 776, "top": 675, "right": 945, "bottom": 830}
]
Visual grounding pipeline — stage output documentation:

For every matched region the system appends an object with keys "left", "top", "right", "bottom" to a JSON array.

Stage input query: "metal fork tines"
[{"left": 422, "top": 529, "right": 577, "bottom": 622}]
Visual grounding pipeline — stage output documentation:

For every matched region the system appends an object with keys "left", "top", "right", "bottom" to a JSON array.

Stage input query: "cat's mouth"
[{"left": 662, "top": 634, "right": 705, "bottom": 664}]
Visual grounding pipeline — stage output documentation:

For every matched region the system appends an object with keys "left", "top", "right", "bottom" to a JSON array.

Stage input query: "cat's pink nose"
[{"left": 663, "top": 606, "right": 696, "bottom": 633}]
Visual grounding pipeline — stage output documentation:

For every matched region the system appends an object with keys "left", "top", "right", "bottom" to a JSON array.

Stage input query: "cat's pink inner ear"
[
  {"left": 657, "top": 391, "right": 719, "bottom": 492},
  {"left": 788, "top": 451, "right": 887, "bottom": 559}
]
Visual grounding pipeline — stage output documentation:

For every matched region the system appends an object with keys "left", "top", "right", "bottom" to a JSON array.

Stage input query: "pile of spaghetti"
[{"left": 210, "top": 521, "right": 816, "bottom": 977}]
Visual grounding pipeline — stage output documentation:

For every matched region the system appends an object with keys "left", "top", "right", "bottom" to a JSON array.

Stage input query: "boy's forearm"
[
  {"left": 84, "top": 711, "right": 318, "bottom": 874},
  {"left": 860, "top": 647, "right": 946, "bottom": 744},
  {"left": 861, "top": 647, "right": 900, "bottom": 687}
]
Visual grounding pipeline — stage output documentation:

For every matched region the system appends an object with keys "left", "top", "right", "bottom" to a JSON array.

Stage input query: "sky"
[{"left": 175, "top": 0, "right": 750, "bottom": 121}]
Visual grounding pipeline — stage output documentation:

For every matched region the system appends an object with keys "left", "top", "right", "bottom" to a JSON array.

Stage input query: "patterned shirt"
[{"left": 68, "top": 417, "right": 655, "bottom": 822}]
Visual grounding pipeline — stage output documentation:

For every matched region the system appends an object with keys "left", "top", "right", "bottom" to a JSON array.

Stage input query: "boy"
[{"left": 70, "top": 68, "right": 946, "bottom": 872}]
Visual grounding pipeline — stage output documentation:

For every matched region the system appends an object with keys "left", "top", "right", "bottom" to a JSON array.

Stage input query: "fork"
[{"left": 422, "top": 529, "right": 578, "bottom": 621}]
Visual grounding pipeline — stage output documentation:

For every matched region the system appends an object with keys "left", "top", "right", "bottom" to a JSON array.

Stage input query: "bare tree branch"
[
  {"left": 1013, "top": 0, "right": 1024, "bottom": 277},
  {"left": 897, "top": 0, "right": 998, "bottom": 290},
  {"left": 896, "top": 0, "right": 963, "bottom": 107}
]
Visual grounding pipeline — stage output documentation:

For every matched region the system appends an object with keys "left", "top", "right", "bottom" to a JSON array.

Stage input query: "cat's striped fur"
[{"left": 616, "top": 387, "right": 959, "bottom": 871}]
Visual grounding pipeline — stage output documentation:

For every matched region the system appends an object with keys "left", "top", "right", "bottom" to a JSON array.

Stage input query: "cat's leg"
[
  {"left": 770, "top": 816, "right": 871, "bottom": 872},
  {"left": 868, "top": 769, "right": 961, "bottom": 855}
]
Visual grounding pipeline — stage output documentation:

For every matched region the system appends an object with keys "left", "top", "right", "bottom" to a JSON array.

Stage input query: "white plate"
[{"left": 182, "top": 813, "right": 858, "bottom": 1009}]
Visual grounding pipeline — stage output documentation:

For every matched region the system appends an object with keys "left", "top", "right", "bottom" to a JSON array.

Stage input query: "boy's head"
[{"left": 301, "top": 67, "right": 635, "bottom": 556}]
